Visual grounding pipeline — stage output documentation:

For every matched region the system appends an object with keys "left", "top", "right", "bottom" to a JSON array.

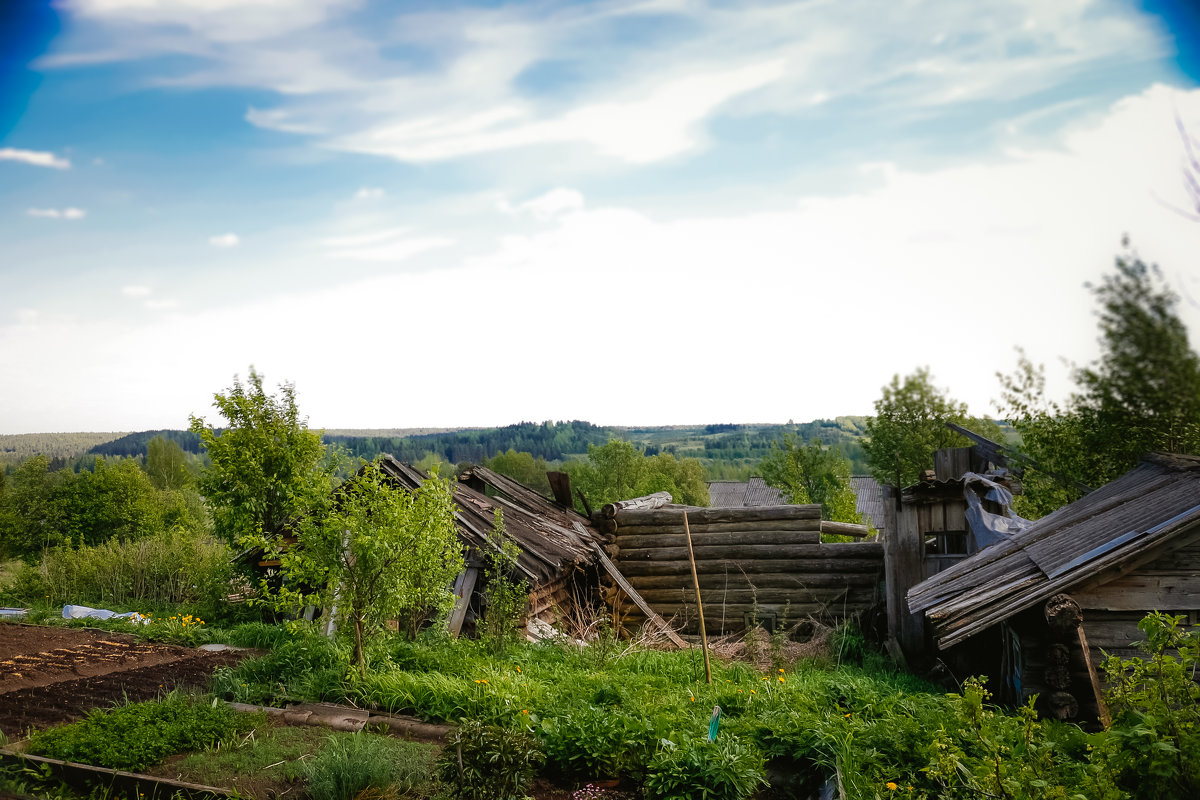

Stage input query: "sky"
[{"left": 1, "top": 0, "right": 1199, "bottom": 434}]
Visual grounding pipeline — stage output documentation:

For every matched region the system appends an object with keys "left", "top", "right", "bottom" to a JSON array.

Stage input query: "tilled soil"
[{"left": 0, "top": 623, "right": 245, "bottom": 737}]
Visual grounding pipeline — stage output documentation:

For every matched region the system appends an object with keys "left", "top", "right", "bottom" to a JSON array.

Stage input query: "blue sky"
[{"left": 1, "top": 0, "right": 1198, "bottom": 433}]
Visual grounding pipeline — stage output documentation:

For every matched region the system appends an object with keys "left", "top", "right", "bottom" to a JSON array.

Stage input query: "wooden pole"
[{"left": 684, "top": 511, "right": 712, "bottom": 684}]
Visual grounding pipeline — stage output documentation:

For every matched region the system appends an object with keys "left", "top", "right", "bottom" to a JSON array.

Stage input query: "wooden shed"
[{"left": 907, "top": 453, "right": 1200, "bottom": 722}]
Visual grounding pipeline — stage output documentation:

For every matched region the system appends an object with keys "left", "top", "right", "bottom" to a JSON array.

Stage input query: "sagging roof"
[
  {"left": 706, "top": 477, "right": 785, "bottom": 507},
  {"left": 907, "top": 453, "right": 1200, "bottom": 650},
  {"left": 378, "top": 457, "right": 603, "bottom": 585}
]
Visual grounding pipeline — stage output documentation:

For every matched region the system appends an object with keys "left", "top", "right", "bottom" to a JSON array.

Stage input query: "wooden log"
[
  {"left": 632, "top": 587, "right": 875, "bottom": 604},
  {"left": 595, "top": 518, "right": 618, "bottom": 535},
  {"left": 820, "top": 521, "right": 871, "bottom": 539},
  {"left": 1044, "top": 594, "right": 1083, "bottom": 639},
  {"left": 624, "top": 571, "right": 882, "bottom": 591},
  {"left": 1043, "top": 691, "right": 1079, "bottom": 720},
  {"left": 1044, "top": 643, "right": 1072, "bottom": 690},
  {"left": 619, "top": 543, "right": 861, "bottom": 562},
  {"left": 616, "top": 555, "right": 884, "bottom": 577},
  {"left": 629, "top": 599, "right": 876, "bottom": 620},
  {"left": 602, "top": 492, "right": 673, "bottom": 518},
  {"left": 614, "top": 505, "right": 821, "bottom": 526},
  {"left": 614, "top": 520, "right": 822, "bottom": 535},
  {"left": 613, "top": 531, "right": 821, "bottom": 549}
]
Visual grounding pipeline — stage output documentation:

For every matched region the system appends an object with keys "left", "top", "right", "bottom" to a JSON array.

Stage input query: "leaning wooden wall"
[{"left": 608, "top": 505, "right": 884, "bottom": 635}]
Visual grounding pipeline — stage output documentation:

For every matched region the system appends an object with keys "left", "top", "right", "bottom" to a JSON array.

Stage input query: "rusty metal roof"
[{"left": 907, "top": 453, "right": 1200, "bottom": 650}]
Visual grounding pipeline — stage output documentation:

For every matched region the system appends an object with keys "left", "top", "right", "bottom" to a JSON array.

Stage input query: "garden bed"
[{"left": 0, "top": 623, "right": 246, "bottom": 736}]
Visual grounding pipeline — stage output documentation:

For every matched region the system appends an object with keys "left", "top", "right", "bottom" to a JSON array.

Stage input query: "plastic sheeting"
[
  {"left": 62, "top": 604, "right": 150, "bottom": 624},
  {"left": 961, "top": 472, "right": 1031, "bottom": 550}
]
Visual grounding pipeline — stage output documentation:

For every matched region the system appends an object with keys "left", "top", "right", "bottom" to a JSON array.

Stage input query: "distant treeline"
[
  {"left": 87, "top": 429, "right": 204, "bottom": 457},
  {"left": 327, "top": 420, "right": 613, "bottom": 464},
  {"left": 4, "top": 417, "right": 888, "bottom": 477}
]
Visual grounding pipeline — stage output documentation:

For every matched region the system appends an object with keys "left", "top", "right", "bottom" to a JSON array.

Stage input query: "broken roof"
[
  {"left": 379, "top": 457, "right": 603, "bottom": 585},
  {"left": 907, "top": 453, "right": 1200, "bottom": 650}
]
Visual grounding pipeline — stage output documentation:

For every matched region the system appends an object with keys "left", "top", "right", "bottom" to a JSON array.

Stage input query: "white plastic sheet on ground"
[{"left": 62, "top": 604, "right": 150, "bottom": 624}]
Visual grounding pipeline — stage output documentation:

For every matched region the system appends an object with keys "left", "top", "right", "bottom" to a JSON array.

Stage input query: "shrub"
[
  {"left": 1091, "top": 612, "right": 1200, "bottom": 800},
  {"left": 26, "top": 693, "right": 246, "bottom": 772},
  {"left": 437, "top": 719, "right": 544, "bottom": 800},
  {"left": 15, "top": 529, "right": 232, "bottom": 615},
  {"left": 643, "top": 735, "right": 767, "bottom": 800},
  {"left": 304, "top": 732, "right": 432, "bottom": 800},
  {"left": 212, "top": 633, "right": 349, "bottom": 705},
  {"left": 540, "top": 706, "right": 656, "bottom": 781}
]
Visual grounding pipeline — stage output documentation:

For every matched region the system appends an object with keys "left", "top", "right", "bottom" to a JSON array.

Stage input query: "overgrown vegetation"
[{"left": 26, "top": 692, "right": 251, "bottom": 772}]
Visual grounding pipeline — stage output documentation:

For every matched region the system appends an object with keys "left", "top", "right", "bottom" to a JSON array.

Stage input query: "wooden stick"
[
  {"left": 1076, "top": 625, "right": 1112, "bottom": 728},
  {"left": 684, "top": 511, "right": 712, "bottom": 683}
]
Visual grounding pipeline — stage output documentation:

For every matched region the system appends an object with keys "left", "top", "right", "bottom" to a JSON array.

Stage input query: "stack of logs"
[
  {"left": 1040, "top": 594, "right": 1111, "bottom": 725},
  {"left": 599, "top": 499, "right": 884, "bottom": 636}
]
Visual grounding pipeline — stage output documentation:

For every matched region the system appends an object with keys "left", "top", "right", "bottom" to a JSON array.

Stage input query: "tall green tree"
[
  {"left": 189, "top": 368, "right": 335, "bottom": 545},
  {"left": 863, "top": 368, "right": 1003, "bottom": 488},
  {"left": 263, "top": 460, "right": 463, "bottom": 674},
  {"left": 564, "top": 440, "right": 709, "bottom": 510},
  {"left": 999, "top": 244, "right": 1200, "bottom": 516},
  {"left": 759, "top": 436, "right": 861, "bottom": 523},
  {"left": 483, "top": 449, "right": 551, "bottom": 496},
  {"left": 144, "top": 435, "right": 193, "bottom": 491},
  {"left": 0, "top": 455, "right": 61, "bottom": 557}
]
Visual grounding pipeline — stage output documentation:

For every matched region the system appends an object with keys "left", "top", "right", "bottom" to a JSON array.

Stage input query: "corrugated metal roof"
[
  {"left": 850, "top": 475, "right": 886, "bottom": 530},
  {"left": 907, "top": 453, "right": 1200, "bottom": 650},
  {"left": 706, "top": 478, "right": 784, "bottom": 507}
]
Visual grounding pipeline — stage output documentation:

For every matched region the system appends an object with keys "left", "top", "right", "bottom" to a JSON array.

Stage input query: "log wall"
[{"left": 608, "top": 505, "right": 884, "bottom": 635}]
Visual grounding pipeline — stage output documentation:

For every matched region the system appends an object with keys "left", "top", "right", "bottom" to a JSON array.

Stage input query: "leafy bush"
[
  {"left": 304, "top": 731, "right": 432, "bottom": 800},
  {"left": 438, "top": 719, "right": 544, "bottom": 800},
  {"left": 212, "top": 632, "right": 349, "bottom": 704},
  {"left": 14, "top": 529, "right": 232, "bottom": 616},
  {"left": 643, "top": 735, "right": 766, "bottom": 800},
  {"left": 26, "top": 693, "right": 247, "bottom": 772},
  {"left": 1091, "top": 612, "right": 1200, "bottom": 800},
  {"left": 539, "top": 706, "right": 657, "bottom": 781}
]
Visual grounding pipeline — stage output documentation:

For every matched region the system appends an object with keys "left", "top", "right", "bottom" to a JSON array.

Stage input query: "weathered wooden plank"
[
  {"left": 619, "top": 543, "right": 883, "bottom": 562},
  {"left": 1073, "top": 573, "right": 1200, "bottom": 611},
  {"left": 614, "top": 505, "right": 821, "bottom": 526},
  {"left": 447, "top": 567, "right": 479, "bottom": 637}
]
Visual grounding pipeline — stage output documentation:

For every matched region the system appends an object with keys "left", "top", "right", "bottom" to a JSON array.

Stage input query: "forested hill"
[{"left": 1, "top": 417, "right": 873, "bottom": 473}]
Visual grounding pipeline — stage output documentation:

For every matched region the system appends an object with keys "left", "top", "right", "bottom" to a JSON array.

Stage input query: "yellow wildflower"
[{"left": 886, "top": 782, "right": 898, "bottom": 790}]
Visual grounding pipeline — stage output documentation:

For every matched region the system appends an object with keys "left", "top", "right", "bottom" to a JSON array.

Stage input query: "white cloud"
[
  {"left": 65, "top": 0, "right": 356, "bottom": 43},
  {"left": 515, "top": 188, "right": 585, "bottom": 221},
  {"left": 144, "top": 298, "right": 179, "bottom": 310},
  {"left": 0, "top": 148, "right": 71, "bottom": 169},
  {"left": 27, "top": 207, "right": 87, "bottom": 219},
  {"left": 319, "top": 226, "right": 452, "bottom": 262},
  {"left": 353, "top": 186, "right": 385, "bottom": 200},
  {"left": 208, "top": 232, "right": 240, "bottom": 248},
  {"left": 121, "top": 285, "right": 152, "bottom": 297},
  {"left": 47, "top": 1, "right": 1168, "bottom": 171}
]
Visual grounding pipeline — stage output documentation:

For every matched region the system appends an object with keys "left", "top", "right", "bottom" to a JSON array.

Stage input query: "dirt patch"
[{"left": 0, "top": 623, "right": 247, "bottom": 737}]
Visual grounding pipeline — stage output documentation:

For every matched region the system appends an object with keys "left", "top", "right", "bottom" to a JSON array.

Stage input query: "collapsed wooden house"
[
  {"left": 906, "top": 453, "right": 1200, "bottom": 721},
  {"left": 381, "top": 459, "right": 607, "bottom": 635}
]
